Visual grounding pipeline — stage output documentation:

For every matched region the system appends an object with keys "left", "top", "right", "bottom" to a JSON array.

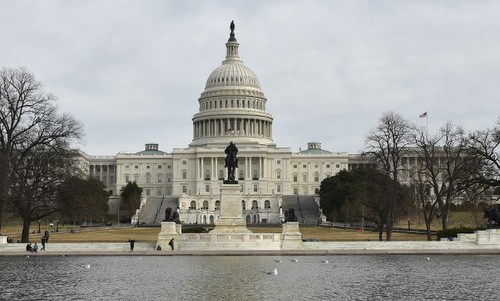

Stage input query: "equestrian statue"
[{"left": 224, "top": 141, "right": 238, "bottom": 183}]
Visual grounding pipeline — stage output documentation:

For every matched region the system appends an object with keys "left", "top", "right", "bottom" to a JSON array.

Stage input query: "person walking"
[
  {"left": 128, "top": 238, "right": 135, "bottom": 251},
  {"left": 44, "top": 230, "right": 50, "bottom": 243},
  {"left": 41, "top": 236, "right": 46, "bottom": 251},
  {"left": 168, "top": 238, "right": 174, "bottom": 251}
]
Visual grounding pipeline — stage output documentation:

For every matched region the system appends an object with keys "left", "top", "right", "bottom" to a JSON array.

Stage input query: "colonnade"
[
  {"left": 195, "top": 156, "right": 266, "bottom": 180},
  {"left": 193, "top": 118, "right": 272, "bottom": 139}
]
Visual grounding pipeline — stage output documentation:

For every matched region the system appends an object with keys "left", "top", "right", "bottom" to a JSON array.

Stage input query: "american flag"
[{"left": 419, "top": 112, "right": 428, "bottom": 118}]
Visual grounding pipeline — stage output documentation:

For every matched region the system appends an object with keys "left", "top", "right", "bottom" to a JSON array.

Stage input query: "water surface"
[{"left": 1, "top": 255, "right": 498, "bottom": 300}]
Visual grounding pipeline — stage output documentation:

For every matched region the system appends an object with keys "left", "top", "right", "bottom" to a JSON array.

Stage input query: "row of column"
[
  {"left": 196, "top": 156, "right": 266, "bottom": 180},
  {"left": 193, "top": 118, "right": 272, "bottom": 139}
]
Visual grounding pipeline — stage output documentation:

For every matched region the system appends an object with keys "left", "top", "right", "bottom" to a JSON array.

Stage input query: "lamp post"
[{"left": 38, "top": 220, "right": 41, "bottom": 234}]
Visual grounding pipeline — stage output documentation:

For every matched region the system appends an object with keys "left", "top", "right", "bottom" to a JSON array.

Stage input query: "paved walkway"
[{"left": 1, "top": 241, "right": 499, "bottom": 256}]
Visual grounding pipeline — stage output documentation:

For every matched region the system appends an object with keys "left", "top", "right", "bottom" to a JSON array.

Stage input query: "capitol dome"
[
  {"left": 190, "top": 21, "right": 274, "bottom": 147},
  {"left": 205, "top": 63, "right": 261, "bottom": 90}
]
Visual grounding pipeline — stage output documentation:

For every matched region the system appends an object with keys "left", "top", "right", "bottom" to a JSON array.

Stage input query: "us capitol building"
[{"left": 80, "top": 23, "right": 369, "bottom": 225}]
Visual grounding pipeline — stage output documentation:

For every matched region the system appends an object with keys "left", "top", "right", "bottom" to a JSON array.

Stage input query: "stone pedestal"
[
  {"left": 281, "top": 222, "right": 304, "bottom": 249},
  {"left": 157, "top": 221, "right": 182, "bottom": 250},
  {"left": 211, "top": 184, "right": 251, "bottom": 233},
  {"left": 475, "top": 228, "right": 500, "bottom": 245},
  {"left": 0, "top": 236, "right": 8, "bottom": 244}
]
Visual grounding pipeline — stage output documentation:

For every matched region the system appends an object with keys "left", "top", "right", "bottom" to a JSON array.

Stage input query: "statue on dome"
[
  {"left": 224, "top": 141, "right": 238, "bottom": 183},
  {"left": 230, "top": 20, "right": 235, "bottom": 34}
]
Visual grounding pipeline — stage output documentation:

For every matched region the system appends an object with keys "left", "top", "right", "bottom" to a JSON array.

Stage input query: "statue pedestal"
[
  {"left": 157, "top": 221, "right": 182, "bottom": 250},
  {"left": 211, "top": 184, "right": 251, "bottom": 233},
  {"left": 281, "top": 222, "right": 304, "bottom": 249}
]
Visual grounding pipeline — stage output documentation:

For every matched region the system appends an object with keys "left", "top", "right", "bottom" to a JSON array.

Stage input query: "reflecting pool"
[{"left": 0, "top": 255, "right": 499, "bottom": 300}]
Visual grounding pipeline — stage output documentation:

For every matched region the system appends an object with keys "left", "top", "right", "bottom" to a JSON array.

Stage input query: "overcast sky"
[{"left": 1, "top": 1, "right": 499, "bottom": 155}]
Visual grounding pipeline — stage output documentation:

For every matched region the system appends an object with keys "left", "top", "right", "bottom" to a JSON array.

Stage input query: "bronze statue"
[
  {"left": 484, "top": 204, "right": 500, "bottom": 228},
  {"left": 224, "top": 141, "right": 238, "bottom": 182},
  {"left": 230, "top": 20, "right": 235, "bottom": 33}
]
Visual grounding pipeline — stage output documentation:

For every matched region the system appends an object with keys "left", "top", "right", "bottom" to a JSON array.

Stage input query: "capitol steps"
[
  {"left": 282, "top": 195, "right": 321, "bottom": 226},
  {"left": 137, "top": 197, "right": 179, "bottom": 225}
]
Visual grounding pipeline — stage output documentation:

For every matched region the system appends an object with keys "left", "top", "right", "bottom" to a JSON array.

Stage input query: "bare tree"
[
  {"left": 0, "top": 67, "right": 83, "bottom": 234},
  {"left": 469, "top": 119, "right": 500, "bottom": 190},
  {"left": 364, "top": 112, "right": 413, "bottom": 239},
  {"left": 413, "top": 122, "right": 480, "bottom": 231},
  {"left": 11, "top": 144, "right": 80, "bottom": 242}
]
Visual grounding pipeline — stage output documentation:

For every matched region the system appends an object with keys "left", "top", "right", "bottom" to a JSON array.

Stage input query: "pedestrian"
[
  {"left": 32, "top": 243, "right": 38, "bottom": 253},
  {"left": 168, "top": 238, "right": 174, "bottom": 250},
  {"left": 44, "top": 230, "right": 50, "bottom": 243},
  {"left": 41, "top": 236, "right": 46, "bottom": 251},
  {"left": 26, "top": 243, "right": 32, "bottom": 252},
  {"left": 128, "top": 238, "right": 135, "bottom": 251}
]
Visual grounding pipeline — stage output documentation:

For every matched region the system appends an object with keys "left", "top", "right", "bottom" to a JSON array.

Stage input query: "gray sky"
[{"left": 1, "top": 0, "right": 499, "bottom": 155}]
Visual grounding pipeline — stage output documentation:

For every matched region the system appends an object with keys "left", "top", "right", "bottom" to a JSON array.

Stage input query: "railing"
[{"left": 181, "top": 233, "right": 281, "bottom": 242}]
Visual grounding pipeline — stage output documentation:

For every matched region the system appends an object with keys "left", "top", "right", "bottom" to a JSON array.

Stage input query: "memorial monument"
[{"left": 210, "top": 141, "right": 251, "bottom": 233}]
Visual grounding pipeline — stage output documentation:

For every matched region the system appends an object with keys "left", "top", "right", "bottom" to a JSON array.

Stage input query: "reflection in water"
[{"left": 0, "top": 255, "right": 499, "bottom": 300}]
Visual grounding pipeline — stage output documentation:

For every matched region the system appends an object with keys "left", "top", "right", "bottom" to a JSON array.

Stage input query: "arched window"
[
  {"left": 209, "top": 215, "right": 214, "bottom": 224},
  {"left": 215, "top": 200, "right": 220, "bottom": 210},
  {"left": 246, "top": 215, "right": 251, "bottom": 224},
  {"left": 242, "top": 200, "right": 246, "bottom": 210},
  {"left": 264, "top": 200, "right": 270, "bottom": 209},
  {"left": 252, "top": 200, "right": 258, "bottom": 209},
  {"left": 189, "top": 201, "right": 196, "bottom": 210},
  {"left": 202, "top": 200, "right": 209, "bottom": 210},
  {"left": 146, "top": 173, "right": 151, "bottom": 183}
]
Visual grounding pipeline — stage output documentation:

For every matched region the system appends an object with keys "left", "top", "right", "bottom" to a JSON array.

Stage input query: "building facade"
[{"left": 81, "top": 24, "right": 352, "bottom": 224}]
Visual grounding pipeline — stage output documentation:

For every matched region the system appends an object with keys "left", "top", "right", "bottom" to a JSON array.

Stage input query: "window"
[
  {"left": 182, "top": 170, "right": 187, "bottom": 179},
  {"left": 135, "top": 165, "right": 139, "bottom": 169},
  {"left": 182, "top": 186, "right": 187, "bottom": 193},
  {"left": 314, "top": 171, "right": 319, "bottom": 182},
  {"left": 293, "top": 175, "right": 298, "bottom": 182},
  {"left": 302, "top": 174, "right": 307, "bottom": 182},
  {"left": 293, "top": 188, "right": 299, "bottom": 194},
  {"left": 125, "top": 175, "right": 130, "bottom": 183},
  {"left": 146, "top": 165, "right": 150, "bottom": 169},
  {"left": 203, "top": 200, "right": 209, "bottom": 210},
  {"left": 264, "top": 200, "right": 270, "bottom": 209},
  {"left": 190, "top": 201, "right": 196, "bottom": 210},
  {"left": 242, "top": 200, "right": 246, "bottom": 210},
  {"left": 326, "top": 164, "right": 330, "bottom": 168},
  {"left": 205, "top": 185, "right": 210, "bottom": 192},
  {"left": 134, "top": 174, "right": 139, "bottom": 182},
  {"left": 146, "top": 173, "right": 151, "bottom": 184},
  {"left": 145, "top": 189, "right": 151, "bottom": 196},
  {"left": 277, "top": 184, "right": 281, "bottom": 193},
  {"left": 252, "top": 200, "right": 258, "bottom": 209},
  {"left": 167, "top": 165, "right": 171, "bottom": 169},
  {"left": 302, "top": 164, "right": 307, "bottom": 168},
  {"left": 276, "top": 160, "right": 281, "bottom": 164},
  {"left": 157, "top": 174, "right": 163, "bottom": 183},
  {"left": 205, "top": 170, "right": 210, "bottom": 180},
  {"left": 182, "top": 161, "right": 187, "bottom": 165},
  {"left": 293, "top": 164, "right": 297, "bottom": 168},
  {"left": 276, "top": 170, "right": 281, "bottom": 179},
  {"left": 157, "top": 188, "right": 163, "bottom": 196},
  {"left": 336, "top": 164, "right": 340, "bottom": 168},
  {"left": 158, "top": 165, "right": 162, "bottom": 169},
  {"left": 215, "top": 200, "right": 220, "bottom": 210},
  {"left": 125, "top": 165, "right": 129, "bottom": 169},
  {"left": 253, "top": 184, "right": 258, "bottom": 192}
]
